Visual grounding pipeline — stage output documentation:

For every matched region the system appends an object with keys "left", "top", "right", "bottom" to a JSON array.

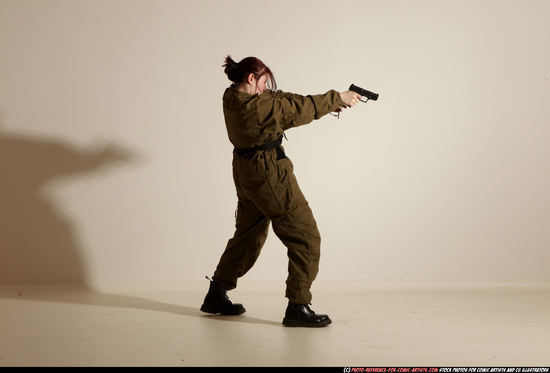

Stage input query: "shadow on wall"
[
  {"left": 0, "top": 126, "right": 281, "bottom": 326},
  {"left": 0, "top": 127, "right": 136, "bottom": 286}
]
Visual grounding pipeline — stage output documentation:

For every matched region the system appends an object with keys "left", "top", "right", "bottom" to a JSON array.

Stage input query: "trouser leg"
[
  {"left": 269, "top": 157, "right": 321, "bottom": 304},
  {"left": 271, "top": 201, "right": 321, "bottom": 305},
  {"left": 246, "top": 153, "right": 321, "bottom": 304},
  {"left": 213, "top": 197, "right": 270, "bottom": 290}
]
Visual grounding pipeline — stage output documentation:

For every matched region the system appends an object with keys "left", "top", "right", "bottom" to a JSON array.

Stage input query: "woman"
[{"left": 201, "top": 55, "right": 362, "bottom": 327}]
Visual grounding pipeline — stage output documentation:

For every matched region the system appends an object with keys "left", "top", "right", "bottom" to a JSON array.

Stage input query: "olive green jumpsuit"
[{"left": 213, "top": 85, "right": 344, "bottom": 304}]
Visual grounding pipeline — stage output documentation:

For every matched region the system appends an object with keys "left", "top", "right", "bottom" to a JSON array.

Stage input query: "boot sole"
[
  {"left": 200, "top": 303, "right": 246, "bottom": 315},
  {"left": 282, "top": 318, "right": 332, "bottom": 328}
]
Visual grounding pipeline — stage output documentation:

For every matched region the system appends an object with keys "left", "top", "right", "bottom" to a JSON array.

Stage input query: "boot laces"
[
  {"left": 206, "top": 276, "right": 231, "bottom": 302},
  {"left": 304, "top": 304, "right": 315, "bottom": 315}
]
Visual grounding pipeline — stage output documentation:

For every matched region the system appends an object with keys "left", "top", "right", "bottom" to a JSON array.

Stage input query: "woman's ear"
[{"left": 247, "top": 73, "right": 255, "bottom": 85}]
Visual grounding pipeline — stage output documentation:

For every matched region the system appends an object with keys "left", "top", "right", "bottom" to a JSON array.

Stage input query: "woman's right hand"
[{"left": 340, "top": 91, "right": 362, "bottom": 108}]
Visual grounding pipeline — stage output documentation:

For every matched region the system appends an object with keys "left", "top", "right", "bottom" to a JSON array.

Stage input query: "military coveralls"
[{"left": 213, "top": 84, "right": 344, "bottom": 304}]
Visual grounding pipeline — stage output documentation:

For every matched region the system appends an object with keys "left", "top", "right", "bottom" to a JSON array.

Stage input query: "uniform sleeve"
[{"left": 255, "top": 89, "right": 344, "bottom": 131}]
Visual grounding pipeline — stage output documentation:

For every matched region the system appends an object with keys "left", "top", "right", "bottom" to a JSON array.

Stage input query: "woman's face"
[
  {"left": 254, "top": 74, "right": 268, "bottom": 94},
  {"left": 240, "top": 73, "right": 269, "bottom": 95}
]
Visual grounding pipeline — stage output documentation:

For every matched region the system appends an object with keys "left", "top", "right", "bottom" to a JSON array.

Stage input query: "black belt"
[{"left": 234, "top": 135, "right": 286, "bottom": 159}]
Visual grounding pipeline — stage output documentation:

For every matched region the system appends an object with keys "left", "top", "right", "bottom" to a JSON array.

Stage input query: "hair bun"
[
  {"left": 228, "top": 60, "right": 238, "bottom": 70},
  {"left": 223, "top": 55, "right": 238, "bottom": 71}
]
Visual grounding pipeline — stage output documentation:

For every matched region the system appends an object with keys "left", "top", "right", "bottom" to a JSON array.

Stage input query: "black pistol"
[{"left": 349, "top": 84, "right": 379, "bottom": 102}]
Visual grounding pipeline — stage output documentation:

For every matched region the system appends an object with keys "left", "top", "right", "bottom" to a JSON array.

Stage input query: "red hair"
[{"left": 223, "top": 55, "right": 277, "bottom": 91}]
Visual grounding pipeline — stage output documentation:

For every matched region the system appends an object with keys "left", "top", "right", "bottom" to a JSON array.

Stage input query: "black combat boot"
[
  {"left": 200, "top": 277, "right": 245, "bottom": 315},
  {"left": 282, "top": 302, "right": 332, "bottom": 327}
]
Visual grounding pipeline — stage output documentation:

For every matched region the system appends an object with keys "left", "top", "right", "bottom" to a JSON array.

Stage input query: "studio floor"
[{"left": 1, "top": 281, "right": 549, "bottom": 367}]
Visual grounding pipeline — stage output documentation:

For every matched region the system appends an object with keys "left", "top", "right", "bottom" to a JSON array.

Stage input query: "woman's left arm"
[{"left": 256, "top": 90, "right": 344, "bottom": 131}]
